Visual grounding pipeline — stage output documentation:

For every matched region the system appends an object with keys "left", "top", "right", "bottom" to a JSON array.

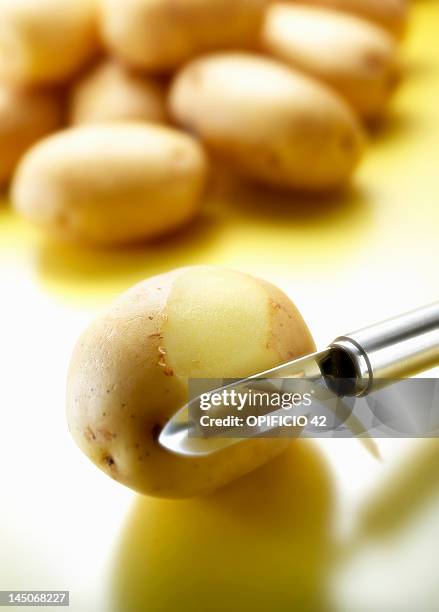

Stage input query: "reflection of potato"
[
  {"left": 99, "top": 0, "right": 268, "bottom": 72},
  {"left": 263, "top": 5, "right": 401, "bottom": 120},
  {"left": 170, "top": 53, "right": 365, "bottom": 191},
  {"left": 113, "top": 441, "right": 334, "bottom": 612},
  {"left": 69, "top": 60, "right": 167, "bottom": 125},
  {"left": 12, "top": 124, "right": 207, "bottom": 245},
  {"left": 0, "top": 82, "right": 62, "bottom": 184},
  {"left": 292, "top": 0, "right": 409, "bottom": 38},
  {"left": 0, "top": 0, "right": 98, "bottom": 85},
  {"left": 66, "top": 266, "right": 316, "bottom": 498}
]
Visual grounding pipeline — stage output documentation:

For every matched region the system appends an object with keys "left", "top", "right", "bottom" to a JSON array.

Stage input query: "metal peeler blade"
[
  {"left": 159, "top": 302, "right": 439, "bottom": 458},
  {"left": 158, "top": 350, "right": 377, "bottom": 458}
]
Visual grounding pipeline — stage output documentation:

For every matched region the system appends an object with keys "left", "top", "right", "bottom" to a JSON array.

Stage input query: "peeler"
[{"left": 159, "top": 302, "right": 439, "bottom": 457}]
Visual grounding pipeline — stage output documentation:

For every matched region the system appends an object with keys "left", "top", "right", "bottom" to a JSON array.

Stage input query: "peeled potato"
[
  {"left": 170, "top": 53, "right": 365, "bottom": 191},
  {"left": 0, "top": 0, "right": 98, "bottom": 85},
  {"left": 263, "top": 4, "right": 401, "bottom": 119},
  {"left": 69, "top": 60, "right": 167, "bottom": 125},
  {"left": 0, "top": 82, "right": 62, "bottom": 184},
  {"left": 11, "top": 124, "right": 208, "bottom": 246},
  {"left": 291, "top": 0, "right": 409, "bottom": 38},
  {"left": 66, "top": 266, "right": 316, "bottom": 498},
  {"left": 99, "top": 0, "right": 269, "bottom": 72}
]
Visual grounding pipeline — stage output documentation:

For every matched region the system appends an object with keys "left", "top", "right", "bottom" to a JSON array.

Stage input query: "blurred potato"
[
  {"left": 0, "top": 0, "right": 99, "bottom": 85},
  {"left": 289, "top": 0, "right": 409, "bottom": 38},
  {"left": 0, "top": 82, "right": 62, "bottom": 184},
  {"left": 262, "top": 4, "right": 401, "bottom": 120},
  {"left": 170, "top": 53, "right": 365, "bottom": 192},
  {"left": 11, "top": 124, "right": 208, "bottom": 246},
  {"left": 69, "top": 60, "right": 167, "bottom": 125},
  {"left": 99, "top": 0, "right": 269, "bottom": 72}
]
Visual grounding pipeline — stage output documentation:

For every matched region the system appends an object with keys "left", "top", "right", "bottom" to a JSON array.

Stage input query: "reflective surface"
[{"left": 1, "top": 2, "right": 439, "bottom": 610}]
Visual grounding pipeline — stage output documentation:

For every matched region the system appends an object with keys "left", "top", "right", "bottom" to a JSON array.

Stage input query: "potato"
[
  {"left": 262, "top": 4, "right": 401, "bottom": 120},
  {"left": 114, "top": 442, "right": 334, "bottom": 611},
  {"left": 0, "top": 82, "right": 62, "bottom": 184},
  {"left": 99, "top": 0, "right": 269, "bottom": 73},
  {"left": 69, "top": 60, "right": 167, "bottom": 125},
  {"left": 11, "top": 124, "right": 208, "bottom": 246},
  {"left": 66, "top": 266, "right": 316, "bottom": 498},
  {"left": 170, "top": 53, "right": 365, "bottom": 191},
  {"left": 290, "top": 0, "right": 409, "bottom": 38},
  {"left": 0, "top": 0, "right": 98, "bottom": 85}
]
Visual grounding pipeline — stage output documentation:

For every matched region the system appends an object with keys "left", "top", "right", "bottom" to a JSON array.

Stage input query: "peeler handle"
[{"left": 329, "top": 302, "right": 439, "bottom": 396}]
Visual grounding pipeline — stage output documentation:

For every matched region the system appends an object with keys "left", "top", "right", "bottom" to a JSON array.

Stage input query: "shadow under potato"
[
  {"left": 210, "top": 168, "right": 369, "bottom": 227},
  {"left": 35, "top": 168, "right": 372, "bottom": 301},
  {"left": 367, "top": 107, "right": 422, "bottom": 145},
  {"left": 110, "top": 440, "right": 336, "bottom": 612},
  {"left": 35, "top": 211, "right": 221, "bottom": 301}
]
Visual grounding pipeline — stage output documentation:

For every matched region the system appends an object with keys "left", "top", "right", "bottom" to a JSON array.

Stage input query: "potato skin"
[
  {"left": 11, "top": 123, "right": 208, "bottom": 246},
  {"left": 69, "top": 60, "right": 167, "bottom": 125},
  {"left": 0, "top": 0, "right": 98, "bottom": 85},
  {"left": 291, "top": 0, "right": 409, "bottom": 38},
  {"left": 170, "top": 53, "right": 365, "bottom": 191},
  {"left": 66, "top": 266, "right": 316, "bottom": 498},
  {"left": 99, "top": 0, "right": 269, "bottom": 72},
  {"left": 0, "top": 82, "right": 62, "bottom": 184},
  {"left": 262, "top": 4, "right": 401, "bottom": 120}
]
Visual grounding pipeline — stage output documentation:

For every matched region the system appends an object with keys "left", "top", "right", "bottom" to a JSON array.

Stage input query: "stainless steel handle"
[{"left": 328, "top": 302, "right": 439, "bottom": 396}]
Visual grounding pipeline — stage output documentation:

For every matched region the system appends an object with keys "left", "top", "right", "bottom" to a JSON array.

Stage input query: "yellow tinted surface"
[{"left": 1, "top": 2, "right": 439, "bottom": 611}]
